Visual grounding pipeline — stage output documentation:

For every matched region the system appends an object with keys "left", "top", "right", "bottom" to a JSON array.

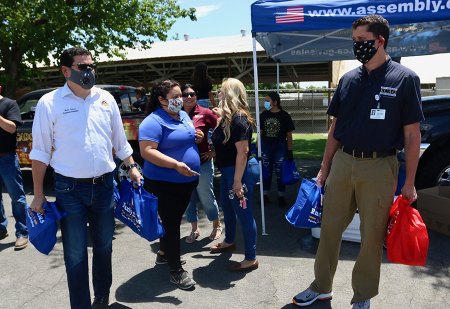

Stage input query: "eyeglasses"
[
  {"left": 72, "top": 63, "right": 96, "bottom": 71},
  {"left": 182, "top": 92, "right": 196, "bottom": 97}
]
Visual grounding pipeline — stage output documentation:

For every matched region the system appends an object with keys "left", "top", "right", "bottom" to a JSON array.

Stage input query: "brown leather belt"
[{"left": 341, "top": 146, "right": 396, "bottom": 159}]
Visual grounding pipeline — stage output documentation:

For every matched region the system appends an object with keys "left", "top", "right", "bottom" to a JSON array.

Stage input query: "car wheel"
[
  {"left": 117, "top": 161, "right": 143, "bottom": 183},
  {"left": 416, "top": 147, "right": 450, "bottom": 189}
]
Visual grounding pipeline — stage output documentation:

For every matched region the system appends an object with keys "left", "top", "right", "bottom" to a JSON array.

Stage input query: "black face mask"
[
  {"left": 353, "top": 40, "right": 377, "bottom": 64},
  {"left": 67, "top": 68, "right": 95, "bottom": 89}
]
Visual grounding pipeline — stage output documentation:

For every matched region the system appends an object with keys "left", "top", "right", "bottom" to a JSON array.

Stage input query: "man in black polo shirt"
[
  {"left": 0, "top": 85, "right": 29, "bottom": 249},
  {"left": 292, "top": 15, "right": 423, "bottom": 309}
]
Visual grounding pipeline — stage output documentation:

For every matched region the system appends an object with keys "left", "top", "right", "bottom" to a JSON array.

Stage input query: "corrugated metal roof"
[{"left": 98, "top": 34, "right": 265, "bottom": 62}]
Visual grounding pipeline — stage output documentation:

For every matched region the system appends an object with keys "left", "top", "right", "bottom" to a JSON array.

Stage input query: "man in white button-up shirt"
[{"left": 29, "top": 47, "right": 141, "bottom": 309}]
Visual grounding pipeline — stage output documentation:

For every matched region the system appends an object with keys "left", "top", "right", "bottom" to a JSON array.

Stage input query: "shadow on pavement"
[
  {"left": 0, "top": 241, "right": 15, "bottom": 252},
  {"left": 114, "top": 266, "right": 183, "bottom": 305},
  {"left": 109, "top": 302, "right": 133, "bottom": 308}
]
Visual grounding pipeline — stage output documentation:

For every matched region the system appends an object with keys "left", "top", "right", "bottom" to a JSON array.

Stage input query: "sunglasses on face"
[
  {"left": 72, "top": 63, "right": 96, "bottom": 71},
  {"left": 182, "top": 92, "right": 196, "bottom": 97}
]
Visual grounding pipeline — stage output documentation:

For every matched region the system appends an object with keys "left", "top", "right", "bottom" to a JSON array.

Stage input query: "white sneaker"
[{"left": 352, "top": 300, "right": 370, "bottom": 309}]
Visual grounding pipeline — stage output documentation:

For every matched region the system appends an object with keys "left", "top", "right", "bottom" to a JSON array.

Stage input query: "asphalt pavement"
[{"left": 1, "top": 161, "right": 450, "bottom": 309}]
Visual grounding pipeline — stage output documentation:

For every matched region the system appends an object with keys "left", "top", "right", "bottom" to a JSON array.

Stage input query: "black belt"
[
  {"left": 341, "top": 146, "right": 396, "bottom": 159},
  {"left": 55, "top": 173, "right": 108, "bottom": 184}
]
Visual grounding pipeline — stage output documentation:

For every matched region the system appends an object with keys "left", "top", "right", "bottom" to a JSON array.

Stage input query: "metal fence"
[
  {"left": 246, "top": 88, "right": 439, "bottom": 134},
  {"left": 246, "top": 89, "right": 334, "bottom": 134}
]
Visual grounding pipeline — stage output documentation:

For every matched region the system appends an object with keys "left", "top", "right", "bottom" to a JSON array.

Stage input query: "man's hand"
[
  {"left": 316, "top": 163, "right": 331, "bottom": 187},
  {"left": 128, "top": 168, "right": 142, "bottom": 186},
  {"left": 401, "top": 183, "right": 417, "bottom": 205},
  {"left": 286, "top": 150, "right": 294, "bottom": 161},
  {"left": 30, "top": 195, "right": 46, "bottom": 214}
]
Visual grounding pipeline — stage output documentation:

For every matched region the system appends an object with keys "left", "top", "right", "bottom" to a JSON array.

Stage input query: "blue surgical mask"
[
  {"left": 167, "top": 97, "right": 183, "bottom": 113},
  {"left": 264, "top": 101, "right": 272, "bottom": 111}
]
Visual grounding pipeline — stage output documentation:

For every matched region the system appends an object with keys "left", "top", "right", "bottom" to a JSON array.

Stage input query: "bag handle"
[
  {"left": 305, "top": 180, "right": 322, "bottom": 209},
  {"left": 46, "top": 201, "right": 65, "bottom": 221},
  {"left": 130, "top": 179, "right": 145, "bottom": 221}
]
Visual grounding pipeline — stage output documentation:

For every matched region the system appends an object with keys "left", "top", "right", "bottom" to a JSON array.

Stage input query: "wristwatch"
[{"left": 126, "top": 163, "right": 138, "bottom": 172}]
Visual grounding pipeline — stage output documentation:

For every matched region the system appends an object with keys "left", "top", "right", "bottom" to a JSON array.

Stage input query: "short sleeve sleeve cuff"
[
  {"left": 29, "top": 149, "right": 51, "bottom": 165},
  {"left": 115, "top": 143, "right": 134, "bottom": 161}
]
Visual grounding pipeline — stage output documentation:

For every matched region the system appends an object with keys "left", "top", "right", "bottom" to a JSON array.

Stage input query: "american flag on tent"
[{"left": 275, "top": 6, "right": 305, "bottom": 24}]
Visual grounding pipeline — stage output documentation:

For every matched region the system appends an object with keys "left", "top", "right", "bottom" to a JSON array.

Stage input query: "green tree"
[{"left": 0, "top": 0, "right": 196, "bottom": 97}]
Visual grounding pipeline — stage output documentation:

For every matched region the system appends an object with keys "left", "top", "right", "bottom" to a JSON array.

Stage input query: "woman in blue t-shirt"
[
  {"left": 209, "top": 78, "right": 258, "bottom": 272},
  {"left": 139, "top": 79, "right": 202, "bottom": 290}
]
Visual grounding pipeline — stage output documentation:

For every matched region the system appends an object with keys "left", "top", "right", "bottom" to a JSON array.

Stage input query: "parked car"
[
  {"left": 414, "top": 95, "right": 450, "bottom": 189},
  {"left": 397, "top": 95, "right": 450, "bottom": 190},
  {"left": 15, "top": 85, "right": 146, "bottom": 173}
]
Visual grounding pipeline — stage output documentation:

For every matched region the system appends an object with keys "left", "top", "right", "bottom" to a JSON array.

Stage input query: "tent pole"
[
  {"left": 252, "top": 36, "right": 268, "bottom": 236},
  {"left": 277, "top": 62, "right": 280, "bottom": 93}
]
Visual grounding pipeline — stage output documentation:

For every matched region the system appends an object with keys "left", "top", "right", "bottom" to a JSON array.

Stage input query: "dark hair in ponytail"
[{"left": 146, "top": 79, "right": 180, "bottom": 115}]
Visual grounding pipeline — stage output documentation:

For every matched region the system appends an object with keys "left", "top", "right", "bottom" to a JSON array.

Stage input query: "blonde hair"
[{"left": 218, "top": 78, "right": 255, "bottom": 143}]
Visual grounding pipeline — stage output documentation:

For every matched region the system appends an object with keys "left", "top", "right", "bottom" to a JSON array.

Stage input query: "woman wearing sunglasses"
[{"left": 181, "top": 84, "right": 222, "bottom": 244}]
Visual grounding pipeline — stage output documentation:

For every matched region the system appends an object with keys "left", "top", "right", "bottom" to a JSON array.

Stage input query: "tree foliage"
[{"left": 0, "top": 0, "right": 196, "bottom": 97}]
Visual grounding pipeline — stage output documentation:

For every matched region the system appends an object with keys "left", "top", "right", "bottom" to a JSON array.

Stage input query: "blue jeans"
[
  {"left": 54, "top": 172, "right": 115, "bottom": 309},
  {"left": 261, "top": 141, "right": 287, "bottom": 194},
  {"left": 185, "top": 160, "right": 220, "bottom": 222},
  {"left": 219, "top": 164, "right": 257, "bottom": 260},
  {"left": 0, "top": 153, "right": 28, "bottom": 237}
]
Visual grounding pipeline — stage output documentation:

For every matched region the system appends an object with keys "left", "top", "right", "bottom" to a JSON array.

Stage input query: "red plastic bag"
[{"left": 386, "top": 195, "right": 429, "bottom": 266}]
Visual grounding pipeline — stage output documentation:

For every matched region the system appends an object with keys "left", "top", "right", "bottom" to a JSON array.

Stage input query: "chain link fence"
[
  {"left": 247, "top": 89, "right": 335, "bottom": 134},
  {"left": 245, "top": 87, "right": 437, "bottom": 134}
]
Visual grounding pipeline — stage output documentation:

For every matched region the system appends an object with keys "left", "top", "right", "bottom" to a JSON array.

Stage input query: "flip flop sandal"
[
  {"left": 185, "top": 230, "right": 200, "bottom": 244},
  {"left": 209, "top": 226, "right": 223, "bottom": 240}
]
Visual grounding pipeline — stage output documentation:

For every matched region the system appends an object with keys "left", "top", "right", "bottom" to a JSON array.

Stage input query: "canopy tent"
[{"left": 251, "top": 0, "right": 450, "bottom": 234}]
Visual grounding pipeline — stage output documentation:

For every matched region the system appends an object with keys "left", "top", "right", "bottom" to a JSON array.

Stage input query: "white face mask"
[
  {"left": 264, "top": 101, "right": 272, "bottom": 111},
  {"left": 166, "top": 97, "right": 183, "bottom": 113}
]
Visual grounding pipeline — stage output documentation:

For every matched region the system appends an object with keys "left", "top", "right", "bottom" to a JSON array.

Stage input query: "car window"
[
  {"left": 20, "top": 98, "right": 39, "bottom": 114},
  {"left": 107, "top": 88, "right": 137, "bottom": 114},
  {"left": 422, "top": 98, "right": 450, "bottom": 115}
]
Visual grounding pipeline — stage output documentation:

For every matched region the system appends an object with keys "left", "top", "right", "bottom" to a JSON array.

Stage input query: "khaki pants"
[{"left": 310, "top": 149, "right": 398, "bottom": 304}]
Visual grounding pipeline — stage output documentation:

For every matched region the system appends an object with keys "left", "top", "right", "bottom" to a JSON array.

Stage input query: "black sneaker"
[
  {"left": 92, "top": 295, "right": 109, "bottom": 309},
  {"left": 155, "top": 253, "right": 186, "bottom": 265},
  {"left": 170, "top": 269, "right": 196, "bottom": 290},
  {"left": 0, "top": 230, "right": 8, "bottom": 240},
  {"left": 278, "top": 196, "right": 287, "bottom": 208}
]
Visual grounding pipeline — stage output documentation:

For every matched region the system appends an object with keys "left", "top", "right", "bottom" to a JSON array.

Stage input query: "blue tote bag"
[
  {"left": 115, "top": 180, "right": 165, "bottom": 242},
  {"left": 26, "top": 201, "right": 65, "bottom": 255},
  {"left": 247, "top": 157, "right": 261, "bottom": 186},
  {"left": 281, "top": 159, "right": 300, "bottom": 185},
  {"left": 285, "top": 178, "right": 323, "bottom": 228}
]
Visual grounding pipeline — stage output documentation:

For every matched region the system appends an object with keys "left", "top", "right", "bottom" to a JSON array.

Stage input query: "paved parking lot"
[{"left": 1, "top": 163, "right": 450, "bottom": 309}]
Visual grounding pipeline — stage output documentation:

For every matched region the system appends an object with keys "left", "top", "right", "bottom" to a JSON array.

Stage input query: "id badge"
[{"left": 370, "top": 109, "right": 386, "bottom": 120}]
